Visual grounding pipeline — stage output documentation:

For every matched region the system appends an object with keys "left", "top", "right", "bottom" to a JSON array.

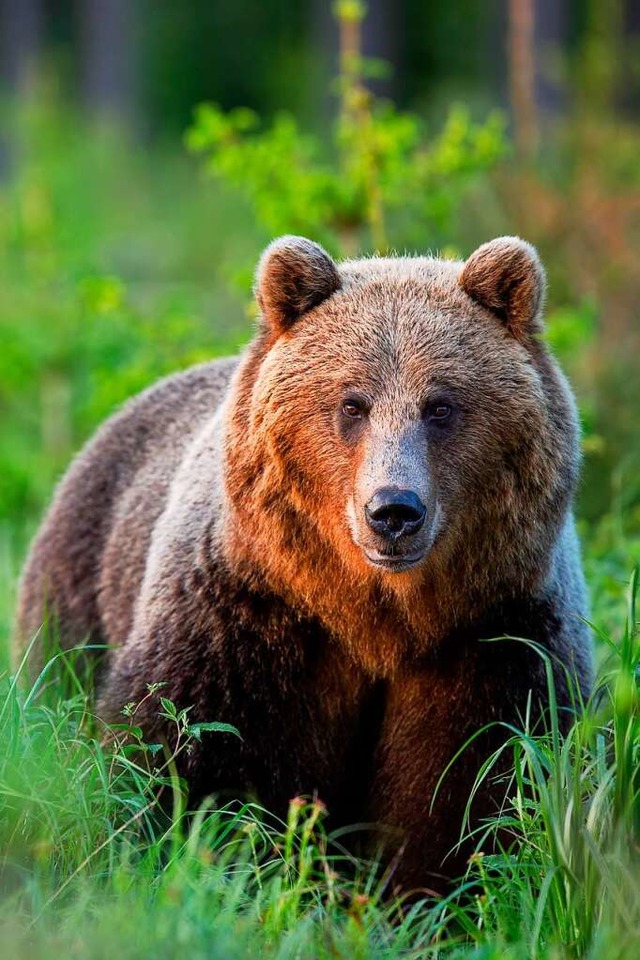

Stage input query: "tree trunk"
[
  {"left": 534, "top": 0, "right": 569, "bottom": 118},
  {"left": 0, "top": 0, "right": 43, "bottom": 93},
  {"left": 508, "top": 0, "right": 537, "bottom": 159},
  {"left": 0, "top": 0, "right": 43, "bottom": 176},
  {"left": 78, "top": 0, "right": 138, "bottom": 125}
]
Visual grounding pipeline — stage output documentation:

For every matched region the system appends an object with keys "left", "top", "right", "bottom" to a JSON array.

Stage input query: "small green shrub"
[{"left": 186, "top": 0, "right": 506, "bottom": 259}]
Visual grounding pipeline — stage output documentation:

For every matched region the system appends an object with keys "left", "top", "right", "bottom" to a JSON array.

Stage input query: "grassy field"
[
  {"left": 2, "top": 574, "right": 639, "bottom": 958},
  {"left": 1, "top": 101, "right": 640, "bottom": 958}
]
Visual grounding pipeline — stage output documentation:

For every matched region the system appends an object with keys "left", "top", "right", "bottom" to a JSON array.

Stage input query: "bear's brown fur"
[{"left": 16, "top": 236, "right": 593, "bottom": 892}]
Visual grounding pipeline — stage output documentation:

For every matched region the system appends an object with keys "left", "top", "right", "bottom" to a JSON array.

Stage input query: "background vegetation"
[{"left": 0, "top": 1, "right": 639, "bottom": 957}]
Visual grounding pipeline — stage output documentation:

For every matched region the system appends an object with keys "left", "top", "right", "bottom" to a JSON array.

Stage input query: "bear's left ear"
[
  {"left": 255, "top": 235, "right": 342, "bottom": 334},
  {"left": 458, "top": 236, "right": 546, "bottom": 341}
]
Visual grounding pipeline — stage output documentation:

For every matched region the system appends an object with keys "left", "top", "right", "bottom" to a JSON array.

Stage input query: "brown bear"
[{"left": 16, "top": 235, "right": 593, "bottom": 892}]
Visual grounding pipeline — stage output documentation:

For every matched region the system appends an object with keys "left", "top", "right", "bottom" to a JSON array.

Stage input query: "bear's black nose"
[{"left": 365, "top": 487, "right": 426, "bottom": 539}]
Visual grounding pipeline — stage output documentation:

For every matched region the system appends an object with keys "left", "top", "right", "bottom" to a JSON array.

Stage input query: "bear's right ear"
[{"left": 255, "top": 236, "right": 341, "bottom": 334}]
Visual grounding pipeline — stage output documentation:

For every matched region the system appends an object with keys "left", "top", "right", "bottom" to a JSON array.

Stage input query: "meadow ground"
[{"left": 1, "top": 102, "right": 639, "bottom": 959}]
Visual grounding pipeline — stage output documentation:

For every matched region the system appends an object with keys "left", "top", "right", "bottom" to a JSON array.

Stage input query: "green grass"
[{"left": 1, "top": 573, "right": 638, "bottom": 959}]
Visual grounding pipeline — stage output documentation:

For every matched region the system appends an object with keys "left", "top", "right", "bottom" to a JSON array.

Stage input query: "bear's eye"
[
  {"left": 425, "top": 402, "right": 452, "bottom": 423},
  {"left": 342, "top": 399, "right": 366, "bottom": 420}
]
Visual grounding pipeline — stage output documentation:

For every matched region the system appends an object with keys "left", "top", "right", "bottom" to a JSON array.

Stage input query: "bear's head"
[{"left": 223, "top": 236, "right": 579, "bottom": 666}]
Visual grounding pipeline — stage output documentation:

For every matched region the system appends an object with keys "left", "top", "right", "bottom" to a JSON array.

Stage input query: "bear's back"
[{"left": 16, "top": 357, "right": 238, "bottom": 669}]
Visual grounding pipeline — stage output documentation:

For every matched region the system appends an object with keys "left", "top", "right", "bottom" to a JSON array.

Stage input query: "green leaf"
[
  {"left": 159, "top": 697, "right": 177, "bottom": 718},
  {"left": 188, "top": 721, "right": 242, "bottom": 741}
]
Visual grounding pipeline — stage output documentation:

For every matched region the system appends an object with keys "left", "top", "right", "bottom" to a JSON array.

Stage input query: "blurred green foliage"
[{"left": 0, "top": 96, "right": 260, "bottom": 537}]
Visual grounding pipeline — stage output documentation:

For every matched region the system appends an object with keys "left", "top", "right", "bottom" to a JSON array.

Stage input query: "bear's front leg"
[
  {"left": 366, "top": 670, "right": 499, "bottom": 893},
  {"left": 367, "top": 638, "right": 562, "bottom": 895}
]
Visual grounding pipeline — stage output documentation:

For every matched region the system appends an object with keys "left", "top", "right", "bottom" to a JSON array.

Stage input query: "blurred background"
[{"left": 0, "top": 0, "right": 638, "bottom": 651}]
